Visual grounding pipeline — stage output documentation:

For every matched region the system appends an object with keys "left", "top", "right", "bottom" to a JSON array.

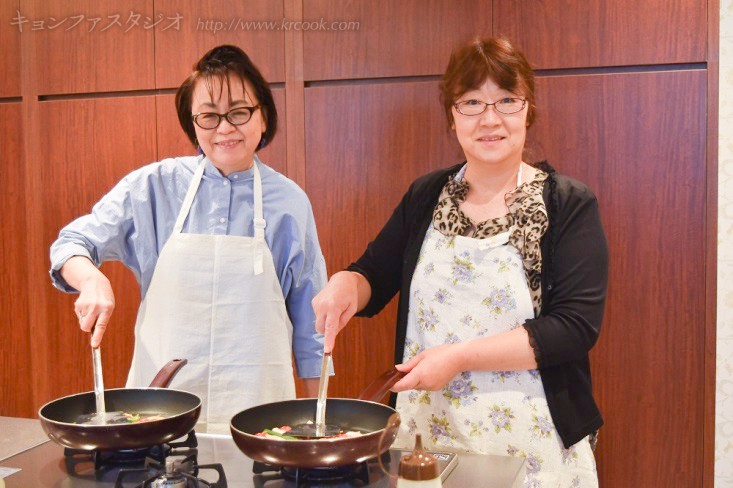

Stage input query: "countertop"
[
  {"left": 0, "top": 417, "right": 527, "bottom": 487},
  {"left": 0, "top": 417, "right": 48, "bottom": 461}
]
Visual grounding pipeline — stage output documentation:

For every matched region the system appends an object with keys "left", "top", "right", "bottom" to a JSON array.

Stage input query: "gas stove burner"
[
  {"left": 61, "top": 431, "right": 218, "bottom": 486},
  {"left": 63, "top": 431, "right": 199, "bottom": 474},
  {"left": 64, "top": 442, "right": 171, "bottom": 473},
  {"left": 115, "top": 456, "right": 227, "bottom": 488},
  {"left": 281, "top": 464, "right": 370, "bottom": 484},
  {"left": 252, "top": 460, "right": 372, "bottom": 486}
]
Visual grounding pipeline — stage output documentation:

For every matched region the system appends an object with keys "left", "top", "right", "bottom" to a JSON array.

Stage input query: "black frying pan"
[
  {"left": 39, "top": 359, "right": 201, "bottom": 450},
  {"left": 230, "top": 368, "right": 405, "bottom": 467}
]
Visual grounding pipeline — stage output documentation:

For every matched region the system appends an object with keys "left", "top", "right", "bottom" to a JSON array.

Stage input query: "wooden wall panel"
[
  {"left": 154, "top": 0, "right": 285, "bottom": 88},
  {"left": 0, "top": 104, "right": 30, "bottom": 417},
  {"left": 529, "top": 70, "right": 707, "bottom": 487},
  {"left": 25, "top": 0, "right": 155, "bottom": 94},
  {"left": 156, "top": 88, "right": 287, "bottom": 175},
  {"left": 302, "top": 0, "right": 492, "bottom": 80},
  {"left": 27, "top": 97, "right": 156, "bottom": 409},
  {"left": 305, "top": 81, "right": 462, "bottom": 397},
  {"left": 494, "top": 0, "right": 706, "bottom": 69},
  {"left": 155, "top": 94, "right": 197, "bottom": 161},
  {"left": 1, "top": 0, "right": 22, "bottom": 96}
]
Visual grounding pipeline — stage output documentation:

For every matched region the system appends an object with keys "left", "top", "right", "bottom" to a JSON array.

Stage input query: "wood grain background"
[{"left": 0, "top": 0, "right": 717, "bottom": 486}]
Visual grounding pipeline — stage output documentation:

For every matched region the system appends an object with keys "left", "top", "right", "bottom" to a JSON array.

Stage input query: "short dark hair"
[
  {"left": 439, "top": 36, "right": 536, "bottom": 128},
  {"left": 175, "top": 45, "right": 277, "bottom": 149}
]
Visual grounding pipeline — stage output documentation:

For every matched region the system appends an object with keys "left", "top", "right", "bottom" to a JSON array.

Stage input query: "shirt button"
[
  {"left": 219, "top": 217, "right": 226, "bottom": 223},
  {"left": 223, "top": 180, "right": 229, "bottom": 186},
  {"left": 232, "top": 174, "right": 239, "bottom": 179}
]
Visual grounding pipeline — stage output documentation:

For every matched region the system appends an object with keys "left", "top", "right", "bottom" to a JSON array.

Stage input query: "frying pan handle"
[
  {"left": 358, "top": 368, "right": 406, "bottom": 402},
  {"left": 149, "top": 359, "right": 188, "bottom": 388}
]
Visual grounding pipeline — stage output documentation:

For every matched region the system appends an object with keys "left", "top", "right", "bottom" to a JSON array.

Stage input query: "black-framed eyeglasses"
[
  {"left": 454, "top": 98, "right": 526, "bottom": 116},
  {"left": 192, "top": 106, "right": 260, "bottom": 130}
]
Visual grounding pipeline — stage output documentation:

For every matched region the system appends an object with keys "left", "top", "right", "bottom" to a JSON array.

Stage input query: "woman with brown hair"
[
  {"left": 50, "top": 45, "right": 327, "bottom": 433},
  {"left": 313, "top": 36, "right": 607, "bottom": 485}
]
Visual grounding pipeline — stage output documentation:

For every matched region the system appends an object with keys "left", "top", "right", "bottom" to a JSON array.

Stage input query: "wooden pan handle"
[
  {"left": 358, "top": 368, "right": 406, "bottom": 402},
  {"left": 148, "top": 359, "right": 188, "bottom": 388}
]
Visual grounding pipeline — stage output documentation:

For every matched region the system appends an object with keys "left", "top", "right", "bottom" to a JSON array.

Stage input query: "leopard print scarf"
[{"left": 432, "top": 167, "right": 549, "bottom": 316}]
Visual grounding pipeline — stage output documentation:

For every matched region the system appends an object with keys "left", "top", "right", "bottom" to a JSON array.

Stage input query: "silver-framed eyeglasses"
[
  {"left": 192, "top": 105, "right": 260, "bottom": 130},
  {"left": 454, "top": 98, "right": 526, "bottom": 116}
]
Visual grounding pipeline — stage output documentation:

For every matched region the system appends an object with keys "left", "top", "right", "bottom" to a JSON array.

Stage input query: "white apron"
[
  {"left": 395, "top": 196, "right": 597, "bottom": 487},
  {"left": 126, "top": 159, "right": 296, "bottom": 434}
]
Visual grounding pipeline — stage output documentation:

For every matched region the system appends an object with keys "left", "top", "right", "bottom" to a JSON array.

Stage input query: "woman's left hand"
[{"left": 391, "top": 343, "right": 466, "bottom": 392}]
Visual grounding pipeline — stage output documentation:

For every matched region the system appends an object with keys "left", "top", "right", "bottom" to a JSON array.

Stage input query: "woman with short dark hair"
[
  {"left": 313, "top": 36, "right": 607, "bottom": 486},
  {"left": 50, "top": 45, "right": 327, "bottom": 433}
]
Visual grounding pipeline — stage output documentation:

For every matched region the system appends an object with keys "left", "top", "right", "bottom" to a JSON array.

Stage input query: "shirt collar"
[
  {"left": 202, "top": 155, "right": 259, "bottom": 182},
  {"left": 454, "top": 163, "right": 468, "bottom": 182}
]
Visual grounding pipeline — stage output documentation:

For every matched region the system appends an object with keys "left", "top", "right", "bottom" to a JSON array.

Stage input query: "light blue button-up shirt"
[{"left": 50, "top": 155, "right": 327, "bottom": 378}]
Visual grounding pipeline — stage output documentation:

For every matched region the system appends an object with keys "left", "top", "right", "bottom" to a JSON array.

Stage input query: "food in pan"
[
  {"left": 256, "top": 425, "right": 365, "bottom": 440},
  {"left": 75, "top": 411, "right": 167, "bottom": 425},
  {"left": 118, "top": 412, "right": 166, "bottom": 423}
]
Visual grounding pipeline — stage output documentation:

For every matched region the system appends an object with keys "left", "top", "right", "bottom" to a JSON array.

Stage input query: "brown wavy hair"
[{"left": 439, "top": 36, "right": 536, "bottom": 128}]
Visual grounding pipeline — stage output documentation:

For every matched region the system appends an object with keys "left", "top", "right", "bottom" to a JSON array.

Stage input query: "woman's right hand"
[
  {"left": 61, "top": 256, "right": 116, "bottom": 348},
  {"left": 312, "top": 271, "right": 370, "bottom": 353}
]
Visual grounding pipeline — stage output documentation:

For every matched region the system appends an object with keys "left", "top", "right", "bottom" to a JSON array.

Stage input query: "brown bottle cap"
[{"left": 399, "top": 433, "right": 440, "bottom": 481}]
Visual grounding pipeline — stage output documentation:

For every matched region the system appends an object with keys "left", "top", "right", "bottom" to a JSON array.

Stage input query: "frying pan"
[
  {"left": 230, "top": 368, "right": 406, "bottom": 468},
  {"left": 39, "top": 359, "right": 201, "bottom": 450}
]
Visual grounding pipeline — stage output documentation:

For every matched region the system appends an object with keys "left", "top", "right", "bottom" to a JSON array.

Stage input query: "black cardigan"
[{"left": 347, "top": 162, "right": 609, "bottom": 448}]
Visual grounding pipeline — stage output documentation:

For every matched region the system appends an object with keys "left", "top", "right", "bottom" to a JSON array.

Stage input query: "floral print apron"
[{"left": 395, "top": 224, "right": 598, "bottom": 487}]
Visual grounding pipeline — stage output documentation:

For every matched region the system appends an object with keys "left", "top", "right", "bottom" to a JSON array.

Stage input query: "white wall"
[{"left": 718, "top": 1, "right": 733, "bottom": 486}]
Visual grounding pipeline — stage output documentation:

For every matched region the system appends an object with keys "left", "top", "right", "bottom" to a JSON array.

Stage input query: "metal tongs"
[
  {"left": 286, "top": 350, "right": 338, "bottom": 439},
  {"left": 91, "top": 345, "right": 106, "bottom": 424},
  {"left": 314, "top": 351, "right": 331, "bottom": 437}
]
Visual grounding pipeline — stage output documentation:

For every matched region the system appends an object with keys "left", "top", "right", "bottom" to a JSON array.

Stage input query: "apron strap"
[
  {"left": 172, "top": 157, "right": 266, "bottom": 275},
  {"left": 253, "top": 161, "right": 266, "bottom": 276},
  {"left": 173, "top": 158, "right": 207, "bottom": 234}
]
